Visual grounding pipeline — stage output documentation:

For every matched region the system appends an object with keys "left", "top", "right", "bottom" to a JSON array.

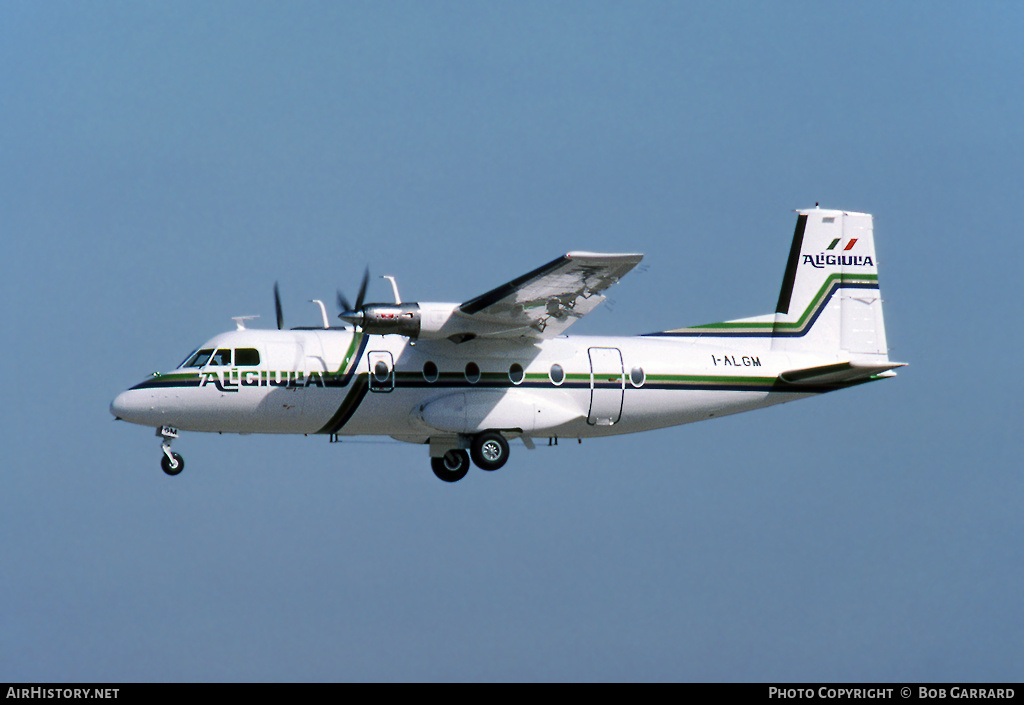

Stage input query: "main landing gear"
[
  {"left": 471, "top": 431, "right": 509, "bottom": 472},
  {"left": 157, "top": 426, "right": 184, "bottom": 476},
  {"left": 430, "top": 431, "right": 512, "bottom": 483},
  {"left": 431, "top": 449, "right": 470, "bottom": 483}
]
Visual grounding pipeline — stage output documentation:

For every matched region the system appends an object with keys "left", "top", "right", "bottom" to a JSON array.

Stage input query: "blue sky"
[{"left": 2, "top": 1, "right": 1021, "bottom": 682}]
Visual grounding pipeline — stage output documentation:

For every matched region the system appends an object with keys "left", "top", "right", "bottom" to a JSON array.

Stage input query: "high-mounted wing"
[
  {"left": 333, "top": 251, "right": 643, "bottom": 341},
  {"left": 454, "top": 251, "right": 644, "bottom": 338}
]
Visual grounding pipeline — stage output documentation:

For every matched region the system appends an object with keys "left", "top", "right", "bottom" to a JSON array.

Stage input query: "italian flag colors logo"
[{"left": 826, "top": 238, "right": 858, "bottom": 251}]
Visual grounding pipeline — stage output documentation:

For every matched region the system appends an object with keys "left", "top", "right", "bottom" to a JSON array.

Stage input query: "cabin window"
[
  {"left": 508, "top": 363, "right": 525, "bottom": 385},
  {"left": 210, "top": 349, "right": 232, "bottom": 366},
  {"left": 465, "top": 362, "right": 481, "bottom": 384},
  {"left": 549, "top": 363, "right": 565, "bottom": 386},
  {"left": 235, "top": 348, "right": 260, "bottom": 366},
  {"left": 183, "top": 349, "right": 214, "bottom": 368},
  {"left": 423, "top": 361, "right": 439, "bottom": 383},
  {"left": 630, "top": 366, "right": 646, "bottom": 388}
]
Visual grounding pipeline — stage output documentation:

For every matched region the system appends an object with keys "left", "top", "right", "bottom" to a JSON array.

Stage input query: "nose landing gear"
[{"left": 157, "top": 426, "right": 184, "bottom": 476}]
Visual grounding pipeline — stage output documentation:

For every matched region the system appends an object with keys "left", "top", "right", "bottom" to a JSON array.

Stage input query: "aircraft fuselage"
[{"left": 112, "top": 327, "right": 833, "bottom": 442}]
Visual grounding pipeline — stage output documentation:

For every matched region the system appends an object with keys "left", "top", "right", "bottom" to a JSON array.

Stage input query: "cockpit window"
[
  {"left": 177, "top": 348, "right": 200, "bottom": 369},
  {"left": 181, "top": 348, "right": 259, "bottom": 368},
  {"left": 235, "top": 348, "right": 260, "bottom": 366},
  {"left": 182, "top": 349, "right": 214, "bottom": 368},
  {"left": 210, "top": 349, "right": 232, "bottom": 366}
]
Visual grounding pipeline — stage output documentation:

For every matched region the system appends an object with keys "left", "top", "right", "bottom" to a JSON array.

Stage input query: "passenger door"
[{"left": 587, "top": 347, "right": 624, "bottom": 426}]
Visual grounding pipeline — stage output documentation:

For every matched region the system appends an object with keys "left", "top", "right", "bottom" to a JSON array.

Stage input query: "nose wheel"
[
  {"left": 157, "top": 426, "right": 184, "bottom": 476},
  {"left": 161, "top": 452, "right": 185, "bottom": 476}
]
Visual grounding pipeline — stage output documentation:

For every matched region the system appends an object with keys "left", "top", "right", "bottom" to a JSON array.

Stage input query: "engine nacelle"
[
  {"left": 356, "top": 303, "right": 422, "bottom": 337},
  {"left": 346, "top": 302, "right": 460, "bottom": 339}
]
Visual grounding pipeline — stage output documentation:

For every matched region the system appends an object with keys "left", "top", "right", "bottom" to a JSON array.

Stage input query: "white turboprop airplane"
[{"left": 111, "top": 207, "right": 904, "bottom": 482}]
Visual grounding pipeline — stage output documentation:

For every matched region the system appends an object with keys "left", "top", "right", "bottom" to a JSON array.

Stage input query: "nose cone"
[
  {"left": 110, "top": 388, "right": 155, "bottom": 426},
  {"left": 110, "top": 390, "right": 132, "bottom": 420}
]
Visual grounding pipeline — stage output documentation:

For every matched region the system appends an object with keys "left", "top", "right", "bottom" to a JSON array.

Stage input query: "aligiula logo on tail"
[{"left": 803, "top": 238, "right": 873, "bottom": 269}]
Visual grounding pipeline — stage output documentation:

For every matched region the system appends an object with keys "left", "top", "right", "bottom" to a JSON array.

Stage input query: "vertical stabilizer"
[{"left": 771, "top": 209, "right": 889, "bottom": 358}]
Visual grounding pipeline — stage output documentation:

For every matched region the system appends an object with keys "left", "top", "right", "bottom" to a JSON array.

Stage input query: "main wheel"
[
  {"left": 470, "top": 431, "right": 509, "bottom": 471},
  {"left": 161, "top": 452, "right": 184, "bottom": 476},
  {"left": 431, "top": 449, "right": 470, "bottom": 483}
]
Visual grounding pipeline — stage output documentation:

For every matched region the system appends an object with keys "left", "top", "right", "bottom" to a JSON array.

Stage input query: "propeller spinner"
[{"left": 336, "top": 267, "right": 370, "bottom": 327}]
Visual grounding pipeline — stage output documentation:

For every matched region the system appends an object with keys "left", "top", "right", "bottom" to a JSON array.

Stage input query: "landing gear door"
[
  {"left": 588, "top": 347, "right": 624, "bottom": 426},
  {"left": 368, "top": 351, "right": 395, "bottom": 393}
]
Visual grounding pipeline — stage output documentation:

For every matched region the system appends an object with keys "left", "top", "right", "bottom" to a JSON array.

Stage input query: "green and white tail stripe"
[{"left": 648, "top": 209, "right": 890, "bottom": 358}]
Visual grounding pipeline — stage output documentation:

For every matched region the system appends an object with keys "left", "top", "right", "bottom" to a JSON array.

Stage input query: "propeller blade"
[
  {"left": 354, "top": 267, "right": 370, "bottom": 311},
  {"left": 337, "top": 289, "right": 352, "bottom": 314},
  {"left": 274, "top": 281, "right": 284, "bottom": 330}
]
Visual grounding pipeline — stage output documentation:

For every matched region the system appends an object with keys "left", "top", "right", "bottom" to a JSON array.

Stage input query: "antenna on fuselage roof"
[{"left": 232, "top": 316, "right": 260, "bottom": 331}]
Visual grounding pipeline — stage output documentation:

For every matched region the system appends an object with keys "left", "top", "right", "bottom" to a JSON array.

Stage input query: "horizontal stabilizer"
[{"left": 779, "top": 360, "right": 906, "bottom": 386}]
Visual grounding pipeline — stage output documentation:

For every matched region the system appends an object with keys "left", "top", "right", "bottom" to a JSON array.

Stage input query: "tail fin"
[{"left": 771, "top": 208, "right": 890, "bottom": 358}]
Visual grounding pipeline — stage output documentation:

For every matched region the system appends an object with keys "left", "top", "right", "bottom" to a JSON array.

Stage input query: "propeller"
[
  {"left": 274, "top": 281, "right": 284, "bottom": 330},
  {"left": 337, "top": 267, "right": 370, "bottom": 327}
]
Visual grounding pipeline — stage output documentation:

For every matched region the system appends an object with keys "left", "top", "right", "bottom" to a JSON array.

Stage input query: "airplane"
[{"left": 110, "top": 207, "right": 905, "bottom": 482}]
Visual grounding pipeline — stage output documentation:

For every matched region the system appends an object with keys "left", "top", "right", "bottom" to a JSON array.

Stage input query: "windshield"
[
  {"left": 176, "top": 348, "right": 200, "bottom": 369},
  {"left": 181, "top": 348, "right": 214, "bottom": 368},
  {"left": 178, "top": 347, "right": 261, "bottom": 368},
  {"left": 209, "top": 348, "right": 232, "bottom": 366}
]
